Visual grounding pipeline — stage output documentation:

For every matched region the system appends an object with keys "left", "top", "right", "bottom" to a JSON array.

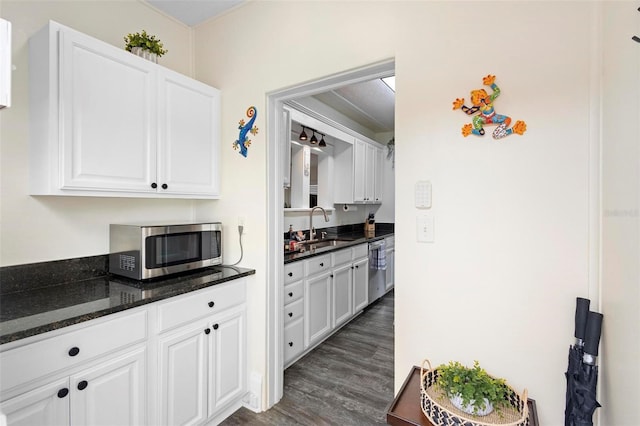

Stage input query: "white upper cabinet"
[
  {"left": 334, "top": 138, "right": 384, "bottom": 205},
  {"left": 29, "top": 21, "right": 221, "bottom": 199}
]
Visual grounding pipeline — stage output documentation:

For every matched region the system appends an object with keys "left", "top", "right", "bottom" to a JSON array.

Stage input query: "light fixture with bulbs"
[
  {"left": 299, "top": 126, "right": 308, "bottom": 141},
  {"left": 299, "top": 125, "right": 327, "bottom": 147}
]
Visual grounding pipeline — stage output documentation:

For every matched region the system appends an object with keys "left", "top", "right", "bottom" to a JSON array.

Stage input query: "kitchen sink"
[{"left": 294, "top": 238, "right": 354, "bottom": 251}]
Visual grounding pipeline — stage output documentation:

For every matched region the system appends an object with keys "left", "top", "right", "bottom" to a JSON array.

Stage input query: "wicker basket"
[{"left": 420, "top": 359, "right": 530, "bottom": 426}]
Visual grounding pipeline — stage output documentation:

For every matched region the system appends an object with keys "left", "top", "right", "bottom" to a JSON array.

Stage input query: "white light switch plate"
[{"left": 417, "top": 214, "right": 434, "bottom": 243}]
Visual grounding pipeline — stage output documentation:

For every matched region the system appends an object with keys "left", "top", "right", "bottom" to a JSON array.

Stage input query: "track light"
[
  {"left": 299, "top": 126, "right": 308, "bottom": 141},
  {"left": 310, "top": 131, "right": 318, "bottom": 144},
  {"left": 319, "top": 133, "right": 327, "bottom": 147}
]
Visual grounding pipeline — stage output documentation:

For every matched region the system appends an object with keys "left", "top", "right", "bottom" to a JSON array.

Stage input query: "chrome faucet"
[{"left": 309, "top": 206, "right": 329, "bottom": 241}]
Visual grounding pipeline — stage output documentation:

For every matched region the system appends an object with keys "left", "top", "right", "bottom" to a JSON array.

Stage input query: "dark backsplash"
[
  {"left": 284, "top": 222, "right": 394, "bottom": 241},
  {"left": 0, "top": 255, "right": 108, "bottom": 295}
]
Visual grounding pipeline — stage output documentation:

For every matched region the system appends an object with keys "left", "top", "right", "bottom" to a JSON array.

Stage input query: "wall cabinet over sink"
[{"left": 29, "top": 21, "right": 221, "bottom": 199}]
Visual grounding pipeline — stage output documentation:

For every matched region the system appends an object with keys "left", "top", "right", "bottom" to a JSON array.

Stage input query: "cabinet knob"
[
  {"left": 68, "top": 347, "right": 80, "bottom": 357},
  {"left": 204, "top": 328, "right": 211, "bottom": 335},
  {"left": 355, "top": 265, "right": 359, "bottom": 269},
  {"left": 288, "top": 272, "right": 293, "bottom": 277},
  {"left": 77, "top": 380, "right": 88, "bottom": 391},
  {"left": 208, "top": 301, "right": 215, "bottom": 308},
  {"left": 288, "top": 342, "right": 293, "bottom": 347},
  {"left": 151, "top": 182, "right": 157, "bottom": 189},
  {"left": 288, "top": 312, "right": 293, "bottom": 317},
  {"left": 161, "top": 183, "right": 168, "bottom": 190},
  {"left": 57, "top": 388, "right": 69, "bottom": 398},
  {"left": 320, "top": 262, "right": 324, "bottom": 267},
  {"left": 213, "top": 324, "right": 219, "bottom": 330},
  {"left": 288, "top": 292, "right": 293, "bottom": 297},
  {"left": 330, "top": 274, "right": 334, "bottom": 278},
  {"left": 351, "top": 266, "right": 354, "bottom": 270}
]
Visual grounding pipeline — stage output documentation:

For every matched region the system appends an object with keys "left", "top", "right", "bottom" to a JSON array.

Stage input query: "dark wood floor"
[{"left": 221, "top": 290, "right": 395, "bottom": 425}]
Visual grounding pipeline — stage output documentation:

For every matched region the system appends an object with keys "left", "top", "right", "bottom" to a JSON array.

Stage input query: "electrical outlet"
[{"left": 238, "top": 217, "right": 246, "bottom": 234}]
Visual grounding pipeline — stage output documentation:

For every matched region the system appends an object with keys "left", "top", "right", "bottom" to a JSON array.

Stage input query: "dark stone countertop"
[
  {"left": 0, "top": 260, "right": 255, "bottom": 345},
  {"left": 284, "top": 228, "right": 394, "bottom": 264}
]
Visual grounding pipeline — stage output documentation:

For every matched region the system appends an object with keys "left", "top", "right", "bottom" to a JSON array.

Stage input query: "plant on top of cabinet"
[{"left": 124, "top": 30, "right": 167, "bottom": 63}]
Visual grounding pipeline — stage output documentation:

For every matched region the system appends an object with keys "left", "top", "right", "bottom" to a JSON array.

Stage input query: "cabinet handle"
[
  {"left": 213, "top": 324, "right": 219, "bottom": 330},
  {"left": 68, "top": 347, "right": 80, "bottom": 357},
  {"left": 320, "top": 262, "right": 324, "bottom": 267},
  {"left": 330, "top": 274, "right": 334, "bottom": 278},
  {"left": 288, "top": 342, "right": 293, "bottom": 347},
  {"left": 77, "top": 381, "right": 88, "bottom": 391},
  {"left": 355, "top": 265, "right": 359, "bottom": 269},
  {"left": 288, "top": 312, "right": 293, "bottom": 317},
  {"left": 151, "top": 182, "right": 157, "bottom": 189},
  {"left": 351, "top": 266, "right": 354, "bottom": 270},
  {"left": 161, "top": 183, "right": 168, "bottom": 190},
  {"left": 208, "top": 301, "right": 215, "bottom": 308},
  {"left": 57, "top": 388, "right": 69, "bottom": 398},
  {"left": 204, "top": 328, "right": 211, "bottom": 335},
  {"left": 288, "top": 292, "right": 293, "bottom": 297},
  {"left": 288, "top": 272, "right": 293, "bottom": 277}
]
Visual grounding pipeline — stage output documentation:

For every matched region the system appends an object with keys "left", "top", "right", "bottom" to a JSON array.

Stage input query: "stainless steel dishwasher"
[{"left": 368, "top": 240, "right": 386, "bottom": 303}]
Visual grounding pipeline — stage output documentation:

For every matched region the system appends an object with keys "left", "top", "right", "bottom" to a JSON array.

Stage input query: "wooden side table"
[{"left": 386, "top": 366, "right": 539, "bottom": 426}]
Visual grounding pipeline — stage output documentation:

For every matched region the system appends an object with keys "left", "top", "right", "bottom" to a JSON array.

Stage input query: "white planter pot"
[
  {"left": 130, "top": 47, "right": 158, "bottom": 63},
  {"left": 450, "top": 393, "right": 494, "bottom": 416}
]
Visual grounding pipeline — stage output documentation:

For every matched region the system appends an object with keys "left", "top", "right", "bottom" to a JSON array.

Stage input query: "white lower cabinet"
[
  {"left": 155, "top": 280, "right": 247, "bottom": 426},
  {"left": 304, "top": 271, "right": 332, "bottom": 348},
  {"left": 159, "top": 305, "right": 245, "bottom": 426},
  {"left": 0, "top": 308, "right": 147, "bottom": 426},
  {"left": 0, "top": 278, "right": 249, "bottom": 426},
  {"left": 284, "top": 241, "right": 382, "bottom": 369}
]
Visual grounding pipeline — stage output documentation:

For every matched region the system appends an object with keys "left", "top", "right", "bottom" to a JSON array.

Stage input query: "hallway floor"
[{"left": 221, "top": 290, "right": 395, "bottom": 425}]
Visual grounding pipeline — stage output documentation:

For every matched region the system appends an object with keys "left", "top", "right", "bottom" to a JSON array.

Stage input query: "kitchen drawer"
[
  {"left": 305, "top": 254, "right": 331, "bottom": 277},
  {"left": 284, "top": 261, "right": 304, "bottom": 285},
  {"left": 332, "top": 248, "right": 352, "bottom": 267},
  {"left": 283, "top": 298, "right": 304, "bottom": 325},
  {"left": 284, "top": 280, "right": 303, "bottom": 304},
  {"left": 283, "top": 318, "right": 304, "bottom": 366},
  {"left": 0, "top": 309, "right": 147, "bottom": 392},
  {"left": 352, "top": 243, "right": 368, "bottom": 260},
  {"left": 157, "top": 280, "right": 246, "bottom": 333}
]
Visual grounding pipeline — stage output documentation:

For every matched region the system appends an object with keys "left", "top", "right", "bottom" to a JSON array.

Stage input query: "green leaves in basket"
[{"left": 436, "top": 360, "right": 509, "bottom": 414}]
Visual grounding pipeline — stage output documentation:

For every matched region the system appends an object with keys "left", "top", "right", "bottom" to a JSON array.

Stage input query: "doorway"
[{"left": 265, "top": 59, "right": 395, "bottom": 408}]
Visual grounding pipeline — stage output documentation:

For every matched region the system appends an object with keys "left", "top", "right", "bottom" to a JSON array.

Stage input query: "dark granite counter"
[
  {"left": 284, "top": 223, "right": 394, "bottom": 264},
  {"left": 0, "top": 256, "right": 254, "bottom": 345}
]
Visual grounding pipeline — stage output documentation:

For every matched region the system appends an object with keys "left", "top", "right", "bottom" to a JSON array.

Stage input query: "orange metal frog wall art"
[{"left": 453, "top": 75, "right": 527, "bottom": 139}]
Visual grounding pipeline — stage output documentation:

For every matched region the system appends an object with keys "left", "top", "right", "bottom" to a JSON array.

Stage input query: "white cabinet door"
[
  {"left": 364, "top": 143, "right": 376, "bottom": 202},
  {"left": 353, "top": 257, "right": 369, "bottom": 313},
  {"left": 209, "top": 307, "right": 245, "bottom": 413},
  {"left": 1, "top": 378, "right": 70, "bottom": 426},
  {"left": 157, "top": 69, "right": 220, "bottom": 196},
  {"left": 304, "top": 272, "right": 332, "bottom": 348},
  {"left": 159, "top": 321, "right": 208, "bottom": 426},
  {"left": 332, "top": 263, "right": 353, "bottom": 328},
  {"left": 374, "top": 146, "right": 384, "bottom": 203},
  {"left": 70, "top": 347, "right": 145, "bottom": 426},
  {"left": 353, "top": 139, "right": 367, "bottom": 202},
  {"left": 385, "top": 247, "right": 395, "bottom": 291},
  {"left": 59, "top": 28, "right": 157, "bottom": 192}
]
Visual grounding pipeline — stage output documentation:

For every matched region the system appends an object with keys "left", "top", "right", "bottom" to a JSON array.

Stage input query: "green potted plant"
[
  {"left": 124, "top": 30, "right": 167, "bottom": 63},
  {"left": 436, "top": 360, "right": 509, "bottom": 416}
]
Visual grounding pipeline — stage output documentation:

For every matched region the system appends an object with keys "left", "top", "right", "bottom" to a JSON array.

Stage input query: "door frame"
[{"left": 265, "top": 59, "right": 395, "bottom": 408}]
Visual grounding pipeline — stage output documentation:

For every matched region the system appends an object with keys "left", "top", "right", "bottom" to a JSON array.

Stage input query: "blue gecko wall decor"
[{"left": 233, "top": 106, "right": 258, "bottom": 157}]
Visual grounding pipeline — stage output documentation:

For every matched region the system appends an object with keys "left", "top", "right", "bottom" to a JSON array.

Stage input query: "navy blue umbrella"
[{"left": 565, "top": 297, "right": 603, "bottom": 426}]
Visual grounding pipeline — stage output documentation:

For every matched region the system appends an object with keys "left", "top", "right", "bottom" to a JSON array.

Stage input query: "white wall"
[
  {"left": 194, "top": 2, "right": 600, "bottom": 423},
  {"left": 600, "top": 3, "right": 640, "bottom": 425}
]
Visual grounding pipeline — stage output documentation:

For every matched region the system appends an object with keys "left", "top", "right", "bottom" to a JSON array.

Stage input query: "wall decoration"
[
  {"left": 233, "top": 106, "right": 258, "bottom": 157},
  {"left": 452, "top": 75, "right": 527, "bottom": 139}
]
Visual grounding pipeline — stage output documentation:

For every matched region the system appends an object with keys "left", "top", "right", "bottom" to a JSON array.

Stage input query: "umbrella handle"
[
  {"left": 584, "top": 311, "right": 603, "bottom": 358},
  {"left": 575, "top": 297, "right": 590, "bottom": 343}
]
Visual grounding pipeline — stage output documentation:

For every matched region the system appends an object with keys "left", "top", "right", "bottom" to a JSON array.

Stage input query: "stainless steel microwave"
[{"left": 109, "top": 222, "right": 222, "bottom": 280}]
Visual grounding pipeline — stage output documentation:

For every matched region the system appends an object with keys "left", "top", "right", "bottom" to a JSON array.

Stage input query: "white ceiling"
[{"left": 145, "top": 0, "right": 394, "bottom": 134}]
